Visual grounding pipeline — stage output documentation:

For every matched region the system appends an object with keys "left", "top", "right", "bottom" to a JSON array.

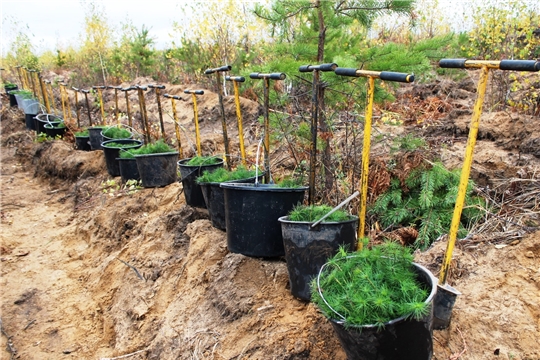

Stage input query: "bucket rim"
[
  {"left": 220, "top": 182, "right": 308, "bottom": 192},
  {"left": 101, "top": 138, "right": 143, "bottom": 149},
  {"left": 134, "top": 151, "right": 179, "bottom": 159},
  {"left": 177, "top": 156, "right": 225, "bottom": 168},
  {"left": 278, "top": 215, "right": 359, "bottom": 225}
]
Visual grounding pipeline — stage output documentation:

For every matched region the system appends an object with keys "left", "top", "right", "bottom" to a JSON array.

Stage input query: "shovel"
[
  {"left": 434, "top": 58, "right": 540, "bottom": 329},
  {"left": 59, "top": 83, "right": 72, "bottom": 124},
  {"left": 37, "top": 72, "right": 51, "bottom": 114},
  {"left": 71, "top": 87, "right": 81, "bottom": 128},
  {"left": 333, "top": 68, "right": 415, "bottom": 248},
  {"left": 148, "top": 84, "right": 167, "bottom": 139},
  {"left": 183, "top": 89, "right": 205, "bottom": 157},
  {"left": 204, "top": 65, "right": 232, "bottom": 169},
  {"left": 81, "top": 88, "right": 93, "bottom": 127},
  {"left": 121, "top": 86, "right": 136, "bottom": 128},
  {"left": 92, "top": 86, "right": 106, "bottom": 125},
  {"left": 136, "top": 85, "right": 151, "bottom": 144},
  {"left": 249, "top": 72, "right": 287, "bottom": 183},
  {"left": 299, "top": 63, "right": 338, "bottom": 204},
  {"left": 107, "top": 86, "right": 121, "bottom": 125},
  {"left": 163, "top": 93, "right": 184, "bottom": 159},
  {"left": 225, "top": 75, "right": 247, "bottom": 167}
]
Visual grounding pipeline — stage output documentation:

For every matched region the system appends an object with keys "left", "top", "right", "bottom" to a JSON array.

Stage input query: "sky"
[{"left": 0, "top": 0, "right": 186, "bottom": 55}]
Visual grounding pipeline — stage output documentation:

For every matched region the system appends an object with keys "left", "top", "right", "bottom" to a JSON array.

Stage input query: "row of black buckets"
[{"left": 179, "top": 162, "right": 435, "bottom": 360}]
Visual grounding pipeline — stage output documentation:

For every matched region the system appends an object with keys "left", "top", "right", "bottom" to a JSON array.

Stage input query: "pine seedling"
[{"left": 311, "top": 242, "right": 429, "bottom": 329}]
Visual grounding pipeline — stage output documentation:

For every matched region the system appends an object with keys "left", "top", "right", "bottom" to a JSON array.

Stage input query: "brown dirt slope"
[{"left": 1, "top": 75, "right": 540, "bottom": 360}]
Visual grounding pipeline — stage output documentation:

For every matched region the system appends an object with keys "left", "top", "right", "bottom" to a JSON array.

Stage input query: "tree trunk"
[{"left": 316, "top": 1, "right": 334, "bottom": 201}]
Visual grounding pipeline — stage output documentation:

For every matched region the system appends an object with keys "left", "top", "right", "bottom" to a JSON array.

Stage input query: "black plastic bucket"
[
  {"left": 35, "top": 114, "right": 62, "bottom": 134},
  {"left": 135, "top": 152, "right": 179, "bottom": 187},
  {"left": 7, "top": 89, "right": 18, "bottom": 107},
  {"left": 101, "top": 139, "right": 143, "bottom": 177},
  {"left": 44, "top": 123, "right": 67, "bottom": 138},
  {"left": 4, "top": 85, "right": 17, "bottom": 95},
  {"left": 326, "top": 263, "right": 436, "bottom": 360},
  {"left": 278, "top": 216, "right": 359, "bottom": 301},
  {"left": 220, "top": 183, "right": 307, "bottom": 257},
  {"left": 88, "top": 127, "right": 106, "bottom": 150},
  {"left": 118, "top": 158, "right": 140, "bottom": 182},
  {"left": 25, "top": 113, "right": 37, "bottom": 130},
  {"left": 75, "top": 136, "right": 91, "bottom": 151},
  {"left": 177, "top": 158, "right": 224, "bottom": 208},
  {"left": 200, "top": 175, "right": 264, "bottom": 230}
]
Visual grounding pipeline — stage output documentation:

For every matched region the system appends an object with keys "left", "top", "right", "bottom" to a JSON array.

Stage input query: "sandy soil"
[{"left": 1, "top": 74, "right": 539, "bottom": 360}]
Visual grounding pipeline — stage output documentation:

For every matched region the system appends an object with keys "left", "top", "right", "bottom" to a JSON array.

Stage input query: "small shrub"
[
  {"left": 288, "top": 204, "right": 352, "bottom": 223},
  {"left": 75, "top": 129, "right": 89, "bottom": 137},
  {"left": 310, "top": 242, "right": 429, "bottom": 329},
  {"left": 369, "top": 161, "right": 485, "bottom": 249},
  {"left": 196, "top": 165, "right": 258, "bottom": 184}
]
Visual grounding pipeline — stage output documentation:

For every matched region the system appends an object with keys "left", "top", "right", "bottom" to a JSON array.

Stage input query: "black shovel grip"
[
  {"left": 249, "top": 72, "right": 286, "bottom": 80},
  {"left": 334, "top": 67, "right": 359, "bottom": 77},
  {"left": 300, "top": 63, "right": 338, "bottom": 72},
  {"left": 380, "top": 71, "right": 415, "bottom": 83},
  {"left": 204, "top": 65, "right": 232, "bottom": 74},
  {"left": 136, "top": 85, "right": 147, "bottom": 91},
  {"left": 81, "top": 89, "right": 90, "bottom": 94},
  {"left": 184, "top": 89, "right": 204, "bottom": 95},
  {"left": 500, "top": 60, "right": 540, "bottom": 72},
  {"left": 92, "top": 86, "right": 106, "bottom": 89},
  {"left": 439, "top": 59, "right": 467, "bottom": 69},
  {"left": 72, "top": 87, "right": 80, "bottom": 92},
  {"left": 164, "top": 93, "right": 183, "bottom": 100},
  {"left": 225, "top": 76, "right": 245, "bottom": 82},
  {"left": 148, "top": 84, "right": 166, "bottom": 89}
]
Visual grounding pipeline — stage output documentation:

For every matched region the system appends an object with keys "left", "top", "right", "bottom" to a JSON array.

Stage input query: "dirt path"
[{"left": 0, "top": 149, "right": 106, "bottom": 358}]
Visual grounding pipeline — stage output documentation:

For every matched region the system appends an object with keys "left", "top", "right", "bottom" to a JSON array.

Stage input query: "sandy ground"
[{"left": 1, "top": 75, "right": 540, "bottom": 360}]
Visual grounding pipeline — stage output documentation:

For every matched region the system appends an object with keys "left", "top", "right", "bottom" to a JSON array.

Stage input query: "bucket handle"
[{"left": 310, "top": 191, "right": 360, "bottom": 228}]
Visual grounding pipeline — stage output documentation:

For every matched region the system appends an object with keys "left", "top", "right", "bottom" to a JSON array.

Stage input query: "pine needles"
[
  {"left": 288, "top": 204, "right": 352, "bottom": 223},
  {"left": 119, "top": 139, "right": 175, "bottom": 158},
  {"left": 196, "top": 166, "right": 258, "bottom": 184},
  {"left": 186, "top": 155, "right": 222, "bottom": 166},
  {"left": 102, "top": 126, "right": 132, "bottom": 139},
  {"left": 370, "top": 161, "right": 485, "bottom": 249},
  {"left": 310, "top": 242, "right": 429, "bottom": 329}
]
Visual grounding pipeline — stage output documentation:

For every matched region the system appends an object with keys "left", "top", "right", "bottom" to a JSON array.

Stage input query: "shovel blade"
[{"left": 433, "top": 283, "right": 461, "bottom": 330}]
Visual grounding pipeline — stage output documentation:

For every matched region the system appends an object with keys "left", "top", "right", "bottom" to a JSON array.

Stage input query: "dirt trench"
[{"left": 1, "top": 79, "right": 540, "bottom": 360}]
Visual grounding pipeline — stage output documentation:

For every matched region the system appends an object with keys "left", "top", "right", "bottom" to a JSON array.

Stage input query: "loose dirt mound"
[{"left": 1, "top": 76, "right": 540, "bottom": 360}]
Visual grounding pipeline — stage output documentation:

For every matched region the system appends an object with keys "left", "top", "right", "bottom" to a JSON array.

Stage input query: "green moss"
[
  {"left": 186, "top": 155, "right": 222, "bottom": 166},
  {"left": 102, "top": 126, "right": 132, "bottom": 139},
  {"left": 288, "top": 204, "right": 352, "bottom": 222},
  {"left": 310, "top": 242, "right": 429, "bottom": 329},
  {"left": 196, "top": 165, "right": 258, "bottom": 184}
]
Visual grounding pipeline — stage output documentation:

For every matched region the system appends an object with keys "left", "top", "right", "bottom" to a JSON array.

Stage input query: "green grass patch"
[
  {"left": 186, "top": 155, "right": 222, "bottom": 166},
  {"left": 287, "top": 204, "right": 352, "bottom": 223},
  {"left": 310, "top": 242, "right": 429, "bottom": 329},
  {"left": 196, "top": 165, "right": 258, "bottom": 184}
]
